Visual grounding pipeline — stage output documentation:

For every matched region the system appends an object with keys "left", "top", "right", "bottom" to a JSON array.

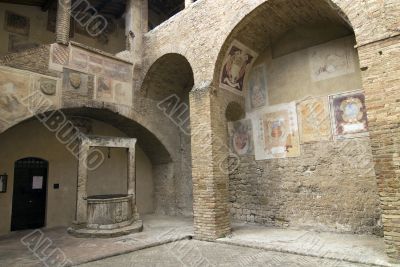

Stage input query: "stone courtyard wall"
[
  {"left": 229, "top": 139, "right": 381, "bottom": 235},
  {"left": 144, "top": 0, "right": 399, "bottom": 257}
]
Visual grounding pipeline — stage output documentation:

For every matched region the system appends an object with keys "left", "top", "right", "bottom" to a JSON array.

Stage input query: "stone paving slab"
[
  {"left": 217, "top": 222, "right": 398, "bottom": 267},
  {"left": 78, "top": 240, "right": 372, "bottom": 267},
  {"left": 0, "top": 217, "right": 397, "bottom": 267},
  {"left": 0, "top": 215, "right": 193, "bottom": 267}
]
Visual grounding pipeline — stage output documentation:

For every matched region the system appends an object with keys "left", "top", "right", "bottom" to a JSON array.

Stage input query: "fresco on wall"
[
  {"left": 69, "top": 47, "right": 132, "bottom": 83},
  {"left": 88, "top": 56, "right": 104, "bottom": 75},
  {"left": 0, "top": 67, "right": 30, "bottom": 129},
  {"left": 70, "top": 48, "right": 89, "bottom": 70},
  {"left": 247, "top": 64, "right": 268, "bottom": 111},
  {"left": 220, "top": 40, "right": 257, "bottom": 95},
  {"left": 103, "top": 58, "right": 132, "bottom": 83},
  {"left": 95, "top": 76, "right": 113, "bottom": 102},
  {"left": 4, "top": 11, "right": 30, "bottom": 36},
  {"left": 330, "top": 90, "right": 368, "bottom": 139},
  {"left": 309, "top": 37, "right": 356, "bottom": 81},
  {"left": 298, "top": 97, "right": 331, "bottom": 143},
  {"left": 113, "top": 81, "right": 132, "bottom": 106},
  {"left": 228, "top": 119, "right": 254, "bottom": 156},
  {"left": 8, "top": 34, "right": 39, "bottom": 53},
  {"left": 251, "top": 102, "right": 300, "bottom": 160},
  {"left": 63, "top": 68, "right": 90, "bottom": 96}
]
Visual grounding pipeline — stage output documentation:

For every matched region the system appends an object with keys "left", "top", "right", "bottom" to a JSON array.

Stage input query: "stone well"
[
  {"left": 87, "top": 194, "right": 135, "bottom": 230},
  {"left": 68, "top": 136, "right": 143, "bottom": 238}
]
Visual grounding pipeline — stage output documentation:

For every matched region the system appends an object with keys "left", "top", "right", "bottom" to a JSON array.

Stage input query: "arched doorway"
[{"left": 11, "top": 157, "right": 48, "bottom": 231}]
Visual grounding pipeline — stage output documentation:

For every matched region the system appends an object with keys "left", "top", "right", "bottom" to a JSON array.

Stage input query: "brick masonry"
[
  {"left": 358, "top": 35, "right": 400, "bottom": 259},
  {"left": 0, "top": 0, "right": 399, "bottom": 261},
  {"left": 143, "top": 0, "right": 400, "bottom": 260},
  {"left": 229, "top": 139, "right": 382, "bottom": 235}
]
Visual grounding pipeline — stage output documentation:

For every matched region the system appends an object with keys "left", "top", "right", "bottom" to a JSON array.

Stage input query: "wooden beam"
[
  {"left": 94, "top": 0, "right": 109, "bottom": 13},
  {"left": 41, "top": 0, "right": 55, "bottom": 11}
]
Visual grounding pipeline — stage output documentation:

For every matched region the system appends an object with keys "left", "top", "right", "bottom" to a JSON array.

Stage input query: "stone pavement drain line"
[
  {"left": 215, "top": 239, "right": 391, "bottom": 267},
  {"left": 72, "top": 235, "right": 193, "bottom": 266}
]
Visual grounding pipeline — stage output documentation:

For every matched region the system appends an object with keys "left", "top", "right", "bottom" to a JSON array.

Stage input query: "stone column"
[
  {"left": 190, "top": 84, "right": 231, "bottom": 240},
  {"left": 185, "top": 0, "right": 193, "bottom": 8},
  {"left": 128, "top": 140, "right": 138, "bottom": 218},
  {"left": 126, "top": 0, "right": 147, "bottom": 81},
  {"left": 56, "top": 0, "right": 71, "bottom": 44},
  {"left": 76, "top": 139, "right": 89, "bottom": 224},
  {"left": 358, "top": 37, "right": 400, "bottom": 261},
  {"left": 126, "top": 0, "right": 147, "bottom": 52}
]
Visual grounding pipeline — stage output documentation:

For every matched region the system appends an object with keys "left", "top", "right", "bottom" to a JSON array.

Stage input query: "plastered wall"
[
  {"left": 228, "top": 34, "right": 382, "bottom": 235},
  {"left": 0, "top": 3, "right": 126, "bottom": 57},
  {"left": 0, "top": 118, "right": 153, "bottom": 235}
]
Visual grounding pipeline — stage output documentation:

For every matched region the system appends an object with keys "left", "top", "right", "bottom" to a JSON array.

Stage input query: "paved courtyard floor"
[
  {"left": 219, "top": 222, "right": 395, "bottom": 267},
  {"left": 0, "top": 215, "right": 397, "bottom": 267},
  {"left": 78, "top": 239, "right": 371, "bottom": 267}
]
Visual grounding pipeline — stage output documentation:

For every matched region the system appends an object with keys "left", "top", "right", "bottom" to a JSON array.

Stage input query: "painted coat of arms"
[
  {"left": 220, "top": 40, "right": 258, "bottom": 95},
  {"left": 228, "top": 119, "right": 254, "bottom": 156},
  {"left": 330, "top": 91, "right": 368, "bottom": 139},
  {"left": 251, "top": 102, "right": 300, "bottom": 160}
]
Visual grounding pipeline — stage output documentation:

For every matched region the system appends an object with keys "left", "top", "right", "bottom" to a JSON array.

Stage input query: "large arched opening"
[
  {"left": 141, "top": 53, "right": 194, "bottom": 216},
  {"left": 0, "top": 108, "right": 174, "bottom": 234},
  {"left": 192, "top": 0, "right": 382, "bottom": 240}
]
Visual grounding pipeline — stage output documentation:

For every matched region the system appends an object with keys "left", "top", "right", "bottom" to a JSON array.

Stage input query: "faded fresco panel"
[
  {"left": 69, "top": 47, "right": 89, "bottom": 71},
  {"left": 0, "top": 67, "right": 31, "bottom": 130},
  {"left": 4, "top": 11, "right": 29, "bottom": 36},
  {"left": 88, "top": 56, "right": 104, "bottom": 75},
  {"left": 63, "top": 68, "right": 90, "bottom": 96},
  {"left": 103, "top": 59, "right": 132, "bottom": 82},
  {"left": 8, "top": 34, "right": 39, "bottom": 53},
  {"left": 309, "top": 37, "right": 356, "bottom": 81},
  {"left": 251, "top": 102, "right": 300, "bottom": 160},
  {"left": 95, "top": 76, "right": 113, "bottom": 102},
  {"left": 298, "top": 97, "right": 331, "bottom": 143},
  {"left": 247, "top": 64, "right": 268, "bottom": 111},
  {"left": 228, "top": 119, "right": 254, "bottom": 156},
  {"left": 113, "top": 81, "right": 132, "bottom": 106},
  {"left": 220, "top": 40, "right": 258, "bottom": 95},
  {"left": 69, "top": 47, "right": 132, "bottom": 82},
  {"left": 330, "top": 90, "right": 368, "bottom": 139}
]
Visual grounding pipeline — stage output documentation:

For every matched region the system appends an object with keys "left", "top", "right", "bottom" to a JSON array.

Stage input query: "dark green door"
[{"left": 11, "top": 158, "right": 48, "bottom": 231}]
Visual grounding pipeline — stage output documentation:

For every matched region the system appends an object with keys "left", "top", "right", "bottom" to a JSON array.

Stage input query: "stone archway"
[
  {"left": 141, "top": 53, "right": 195, "bottom": 216},
  {"left": 0, "top": 107, "right": 174, "bottom": 235},
  {"left": 189, "top": 3, "right": 399, "bottom": 262}
]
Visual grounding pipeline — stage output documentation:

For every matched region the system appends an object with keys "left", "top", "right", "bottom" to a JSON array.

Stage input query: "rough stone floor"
[{"left": 0, "top": 215, "right": 396, "bottom": 267}]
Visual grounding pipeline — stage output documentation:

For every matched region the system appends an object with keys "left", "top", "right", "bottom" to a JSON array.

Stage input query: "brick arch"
[
  {"left": 211, "top": 0, "right": 357, "bottom": 87},
  {"left": 140, "top": 53, "right": 194, "bottom": 99},
  {"left": 0, "top": 104, "right": 174, "bottom": 165},
  {"left": 143, "top": 0, "right": 395, "bottom": 89}
]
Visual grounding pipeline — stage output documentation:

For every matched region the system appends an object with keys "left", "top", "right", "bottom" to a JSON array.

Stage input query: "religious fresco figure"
[{"left": 220, "top": 40, "right": 257, "bottom": 95}]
